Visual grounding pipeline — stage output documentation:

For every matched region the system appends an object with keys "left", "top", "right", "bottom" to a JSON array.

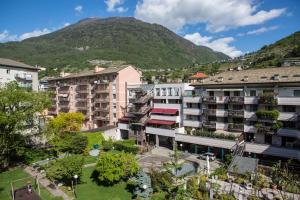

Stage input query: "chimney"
[{"left": 94, "top": 66, "right": 105, "bottom": 72}]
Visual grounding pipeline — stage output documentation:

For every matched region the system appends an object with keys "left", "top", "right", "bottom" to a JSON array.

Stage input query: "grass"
[
  {"left": 80, "top": 132, "right": 104, "bottom": 150},
  {"left": 65, "top": 167, "right": 131, "bottom": 200},
  {"left": 0, "top": 167, "right": 60, "bottom": 200},
  {"left": 83, "top": 156, "right": 98, "bottom": 165}
]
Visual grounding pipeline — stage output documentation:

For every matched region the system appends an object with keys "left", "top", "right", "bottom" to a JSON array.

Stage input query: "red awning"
[
  {"left": 147, "top": 119, "right": 176, "bottom": 125},
  {"left": 151, "top": 108, "right": 178, "bottom": 115}
]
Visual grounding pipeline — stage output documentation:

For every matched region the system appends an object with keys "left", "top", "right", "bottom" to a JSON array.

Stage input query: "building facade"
[
  {"left": 184, "top": 67, "right": 300, "bottom": 160},
  {"left": 0, "top": 58, "right": 39, "bottom": 91},
  {"left": 47, "top": 65, "right": 141, "bottom": 129}
]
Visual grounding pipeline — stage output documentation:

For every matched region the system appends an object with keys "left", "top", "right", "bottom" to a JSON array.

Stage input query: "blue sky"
[{"left": 0, "top": 0, "right": 299, "bottom": 57}]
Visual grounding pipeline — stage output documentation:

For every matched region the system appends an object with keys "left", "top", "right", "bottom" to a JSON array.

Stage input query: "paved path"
[{"left": 24, "top": 166, "right": 72, "bottom": 200}]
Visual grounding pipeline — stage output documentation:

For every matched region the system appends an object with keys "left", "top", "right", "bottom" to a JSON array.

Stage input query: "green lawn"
[
  {"left": 83, "top": 155, "right": 98, "bottom": 165},
  {"left": 69, "top": 167, "right": 132, "bottom": 200},
  {"left": 80, "top": 132, "right": 104, "bottom": 150},
  {"left": 0, "top": 167, "right": 60, "bottom": 200}
]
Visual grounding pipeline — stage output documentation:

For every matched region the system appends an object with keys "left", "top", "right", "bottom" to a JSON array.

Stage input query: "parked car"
[{"left": 198, "top": 152, "right": 216, "bottom": 161}]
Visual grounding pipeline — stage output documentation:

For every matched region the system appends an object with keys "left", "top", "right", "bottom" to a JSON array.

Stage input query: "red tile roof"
[
  {"left": 148, "top": 119, "right": 176, "bottom": 125},
  {"left": 151, "top": 108, "right": 178, "bottom": 115},
  {"left": 190, "top": 72, "right": 208, "bottom": 79}
]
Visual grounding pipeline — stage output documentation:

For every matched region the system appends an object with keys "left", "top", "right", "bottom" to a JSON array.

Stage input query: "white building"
[{"left": 0, "top": 58, "right": 39, "bottom": 91}]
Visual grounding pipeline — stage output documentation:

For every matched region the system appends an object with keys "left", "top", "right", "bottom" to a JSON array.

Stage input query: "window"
[
  {"left": 168, "top": 88, "right": 173, "bottom": 96},
  {"left": 6, "top": 69, "right": 10, "bottom": 74},
  {"left": 113, "top": 94, "right": 116, "bottom": 99},
  {"left": 224, "top": 104, "right": 229, "bottom": 110},
  {"left": 129, "top": 90, "right": 132, "bottom": 96},
  {"left": 174, "top": 88, "right": 180, "bottom": 96},
  {"left": 294, "top": 90, "right": 300, "bottom": 97},
  {"left": 113, "top": 103, "right": 117, "bottom": 109},
  {"left": 250, "top": 90, "right": 256, "bottom": 97},
  {"left": 234, "top": 91, "right": 240, "bottom": 96},
  {"left": 209, "top": 91, "right": 214, "bottom": 97},
  {"left": 162, "top": 88, "right": 166, "bottom": 96},
  {"left": 224, "top": 91, "right": 230, "bottom": 96},
  {"left": 283, "top": 105, "right": 296, "bottom": 112},
  {"left": 249, "top": 105, "right": 258, "bottom": 112},
  {"left": 156, "top": 88, "right": 160, "bottom": 96},
  {"left": 113, "top": 113, "right": 117, "bottom": 118}
]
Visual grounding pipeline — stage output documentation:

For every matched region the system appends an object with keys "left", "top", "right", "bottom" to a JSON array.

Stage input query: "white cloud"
[
  {"left": 0, "top": 30, "right": 18, "bottom": 42},
  {"left": 238, "top": 26, "right": 278, "bottom": 36},
  {"left": 184, "top": 32, "right": 243, "bottom": 58},
  {"left": 75, "top": 5, "right": 83, "bottom": 14},
  {"left": 134, "top": 0, "right": 286, "bottom": 32},
  {"left": 19, "top": 28, "right": 51, "bottom": 40},
  {"left": 105, "top": 0, "right": 128, "bottom": 13},
  {"left": 64, "top": 22, "right": 71, "bottom": 27}
]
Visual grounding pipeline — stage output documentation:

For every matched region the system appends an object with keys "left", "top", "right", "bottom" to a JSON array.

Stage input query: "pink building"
[{"left": 47, "top": 65, "right": 141, "bottom": 129}]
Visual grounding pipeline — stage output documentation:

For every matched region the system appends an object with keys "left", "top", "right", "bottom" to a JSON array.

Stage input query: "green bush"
[
  {"left": 24, "top": 148, "right": 55, "bottom": 164},
  {"left": 114, "top": 139, "right": 138, "bottom": 154},
  {"left": 53, "top": 133, "right": 88, "bottom": 154},
  {"left": 46, "top": 155, "right": 84, "bottom": 185},
  {"left": 102, "top": 138, "right": 114, "bottom": 151},
  {"left": 216, "top": 193, "right": 235, "bottom": 200},
  {"left": 256, "top": 109, "right": 279, "bottom": 120},
  {"left": 211, "top": 167, "right": 228, "bottom": 181},
  {"left": 193, "top": 130, "right": 236, "bottom": 140}
]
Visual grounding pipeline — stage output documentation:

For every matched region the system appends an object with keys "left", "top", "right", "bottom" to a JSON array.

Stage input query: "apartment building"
[
  {"left": 0, "top": 58, "right": 39, "bottom": 91},
  {"left": 183, "top": 67, "right": 300, "bottom": 161},
  {"left": 117, "top": 84, "right": 154, "bottom": 145},
  {"left": 47, "top": 65, "right": 141, "bottom": 129}
]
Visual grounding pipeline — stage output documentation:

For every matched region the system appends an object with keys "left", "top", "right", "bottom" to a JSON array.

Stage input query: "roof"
[
  {"left": 192, "top": 66, "right": 300, "bottom": 86},
  {"left": 189, "top": 72, "right": 208, "bottom": 79},
  {"left": 147, "top": 119, "right": 176, "bottom": 125},
  {"left": 228, "top": 156, "right": 258, "bottom": 175},
  {"left": 0, "top": 58, "right": 38, "bottom": 71},
  {"left": 48, "top": 65, "right": 132, "bottom": 81},
  {"left": 151, "top": 108, "right": 178, "bottom": 115}
]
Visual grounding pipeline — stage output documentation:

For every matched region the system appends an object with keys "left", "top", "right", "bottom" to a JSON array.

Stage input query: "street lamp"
[
  {"left": 73, "top": 174, "right": 78, "bottom": 198},
  {"left": 142, "top": 184, "right": 147, "bottom": 190},
  {"left": 180, "top": 143, "right": 183, "bottom": 151}
]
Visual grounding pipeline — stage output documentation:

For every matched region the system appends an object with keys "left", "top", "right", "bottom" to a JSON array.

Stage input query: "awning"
[
  {"left": 148, "top": 119, "right": 176, "bottom": 125},
  {"left": 151, "top": 108, "right": 178, "bottom": 115}
]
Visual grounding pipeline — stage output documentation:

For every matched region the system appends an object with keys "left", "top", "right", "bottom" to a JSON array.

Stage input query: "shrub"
[
  {"left": 256, "top": 109, "right": 279, "bottom": 120},
  {"left": 150, "top": 170, "right": 173, "bottom": 192},
  {"left": 193, "top": 130, "right": 236, "bottom": 140},
  {"left": 46, "top": 155, "right": 84, "bottom": 185},
  {"left": 216, "top": 193, "right": 235, "bottom": 200},
  {"left": 211, "top": 167, "right": 228, "bottom": 181},
  {"left": 114, "top": 139, "right": 138, "bottom": 154},
  {"left": 56, "top": 134, "right": 88, "bottom": 154},
  {"left": 95, "top": 151, "right": 139, "bottom": 184},
  {"left": 128, "top": 169, "right": 153, "bottom": 199},
  {"left": 247, "top": 195, "right": 262, "bottom": 200},
  {"left": 102, "top": 138, "right": 114, "bottom": 151}
]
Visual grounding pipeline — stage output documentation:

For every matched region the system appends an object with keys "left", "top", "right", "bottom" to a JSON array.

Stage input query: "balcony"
[
  {"left": 256, "top": 125, "right": 275, "bottom": 134},
  {"left": 278, "top": 97, "right": 300, "bottom": 106},
  {"left": 59, "top": 104, "right": 69, "bottom": 108},
  {"left": 216, "top": 96, "right": 229, "bottom": 104},
  {"left": 94, "top": 98, "right": 109, "bottom": 103},
  {"left": 183, "top": 120, "right": 202, "bottom": 128},
  {"left": 244, "top": 111, "right": 256, "bottom": 120},
  {"left": 128, "top": 106, "right": 151, "bottom": 115},
  {"left": 229, "top": 96, "right": 244, "bottom": 104},
  {"left": 94, "top": 107, "right": 109, "bottom": 112},
  {"left": 58, "top": 89, "right": 69, "bottom": 94},
  {"left": 154, "top": 103, "right": 181, "bottom": 109},
  {"left": 216, "top": 109, "right": 228, "bottom": 117},
  {"left": 202, "top": 96, "right": 216, "bottom": 103},
  {"left": 58, "top": 97, "right": 69, "bottom": 102},
  {"left": 183, "top": 96, "right": 202, "bottom": 103},
  {"left": 244, "top": 125, "right": 257, "bottom": 133},
  {"left": 94, "top": 88, "right": 109, "bottom": 94},
  {"left": 94, "top": 115, "right": 109, "bottom": 121},
  {"left": 48, "top": 110, "right": 57, "bottom": 115},
  {"left": 228, "top": 110, "right": 244, "bottom": 118},
  {"left": 228, "top": 123, "right": 244, "bottom": 132},
  {"left": 203, "top": 122, "right": 216, "bottom": 130},
  {"left": 244, "top": 96, "right": 258, "bottom": 104},
  {"left": 277, "top": 128, "right": 300, "bottom": 139},
  {"left": 183, "top": 108, "right": 202, "bottom": 115},
  {"left": 151, "top": 114, "right": 180, "bottom": 122},
  {"left": 76, "top": 105, "right": 88, "bottom": 110},
  {"left": 76, "top": 89, "right": 89, "bottom": 94},
  {"left": 278, "top": 112, "right": 298, "bottom": 121},
  {"left": 258, "top": 94, "right": 277, "bottom": 105},
  {"left": 133, "top": 95, "right": 153, "bottom": 104},
  {"left": 203, "top": 109, "right": 216, "bottom": 116}
]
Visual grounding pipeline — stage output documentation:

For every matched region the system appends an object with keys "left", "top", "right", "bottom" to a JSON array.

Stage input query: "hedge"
[
  {"left": 256, "top": 109, "right": 279, "bottom": 120},
  {"left": 114, "top": 139, "right": 139, "bottom": 154}
]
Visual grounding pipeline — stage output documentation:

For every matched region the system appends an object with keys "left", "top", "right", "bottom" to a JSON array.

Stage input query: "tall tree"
[{"left": 0, "top": 82, "right": 51, "bottom": 168}]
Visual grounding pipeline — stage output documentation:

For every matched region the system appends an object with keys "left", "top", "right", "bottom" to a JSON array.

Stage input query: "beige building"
[{"left": 47, "top": 65, "right": 142, "bottom": 129}]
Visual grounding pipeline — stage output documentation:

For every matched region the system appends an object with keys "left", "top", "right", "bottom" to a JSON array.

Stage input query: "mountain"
[
  {"left": 0, "top": 17, "right": 229, "bottom": 76},
  {"left": 244, "top": 31, "right": 300, "bottom": 67}
]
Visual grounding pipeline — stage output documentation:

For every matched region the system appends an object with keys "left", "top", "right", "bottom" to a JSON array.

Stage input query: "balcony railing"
[
  {"left": 59, "top": 104, "right": 69, "bottom": 108},
  {"left": 128, "top": 106, "right": 151, "bottom": 115},
  {"left": 94, "top": 98, "right": 109, "bottom": 103},
  {"left": 258, "top": 94, "right": 277, "bottom": 105},
  {"left": 203, "top": 109, "right": 216, "bottom": 116},
  {"left": 203, "top": 122, "right": 216, "bottom": 130},
  {"left": 229, "top": 96, "right": 244, "bottom": 104},
  {"left": 94, "top": 115, "right": 109, "bottom": 121},
  {"left": 228, "top": 110, "right": 244, "bottom": 118},
  {"left": 133, "top": 95, "right": 153, "bottom": 104},
  {"left": 202, "top": 96, "right": 216, "bottom": 103},
  {"left": 94, "top": 107, "right": 109, "bottom": 112},
  {"left": 228, "top": 123, "right": 244, "bottom": 132},
  {"left": 256, "top": 125, "right": 275, "bottom": 134}
]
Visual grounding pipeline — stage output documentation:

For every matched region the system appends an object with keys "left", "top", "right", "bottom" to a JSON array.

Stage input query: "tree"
[
  {"left": 0, "top": 82, "right": 51, "bottom": 168},
  {"left": 150, "top": 170, "right": 173, "bottom": 193},
  {"left": 46, "top": 155, "right": 84, "bottom": 185},
  {"left": 95, "top": 152, "right": 139, "bottom": 184},
  {"left": 44, "top": 112, "right": 85, "bottom": 139},
  {"left": 128, "top": 169, "right": 153, "bottom": 199},
  {"left": 44, "top": 112, "right": 86, "bottom": 154}
]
